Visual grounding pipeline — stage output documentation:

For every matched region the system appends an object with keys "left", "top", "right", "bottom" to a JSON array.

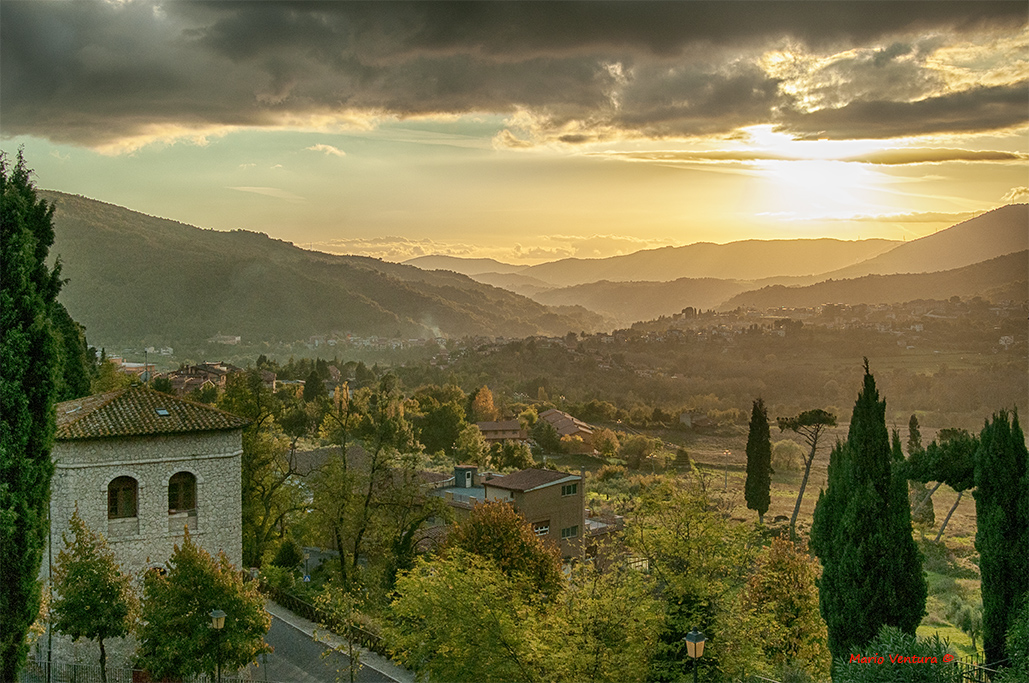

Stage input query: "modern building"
[{"left": 484, "top": 468, "right": 585, "bottom": 559}]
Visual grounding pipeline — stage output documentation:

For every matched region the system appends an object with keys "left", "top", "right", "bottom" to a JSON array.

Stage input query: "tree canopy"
[
  {"left": 51, "top": 509, "right": 136, "bottom": 683},
  {"left": 0, "top": 151, "right": 63, "bottom": 679},
  {"left": 136, "top": 531, "right": 271, "bottom": 681}
]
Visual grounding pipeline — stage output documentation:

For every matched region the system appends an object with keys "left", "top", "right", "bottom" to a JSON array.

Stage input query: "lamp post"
[
  {"left": 683, "top": 628, "right": 706, "bottom": 683},
  {"left": 210, "top": 609, "right": 226, "bottom": 683}
]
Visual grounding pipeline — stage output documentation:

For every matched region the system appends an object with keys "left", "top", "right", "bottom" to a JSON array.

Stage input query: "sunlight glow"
[{"left": 752, "top": 159, "right": 890, "bottom": 220}]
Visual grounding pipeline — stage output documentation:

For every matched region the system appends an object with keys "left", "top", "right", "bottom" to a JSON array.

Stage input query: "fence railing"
[
  {"left": 257, "top": 583, "right": 388, "bottom": 657},
  {"left": 20, "top": 659, "right": 253, "bottom": 683},
  {"left": 956, "top": 652, "right": 1007, "bottom": 683}
]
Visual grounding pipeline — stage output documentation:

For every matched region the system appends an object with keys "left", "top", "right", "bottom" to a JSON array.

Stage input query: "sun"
[
  {"left": 751, "top": 159, "right": 888, "bottom": 221},
  {"left": 741, "top": 126, "right": 896, "bottom": 221}
]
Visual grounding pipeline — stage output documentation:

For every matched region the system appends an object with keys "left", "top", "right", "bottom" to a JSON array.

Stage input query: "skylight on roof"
[{"left": 155, "top": 408, "right": 170, "bottom": 417}]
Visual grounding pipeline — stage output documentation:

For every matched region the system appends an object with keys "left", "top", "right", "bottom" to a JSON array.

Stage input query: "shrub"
[
  {"left": 831, "top": 626, "right": 960, "bottom": 682},
  {"left": 271, "top": 536, "right": 304, "bottom": 570}
]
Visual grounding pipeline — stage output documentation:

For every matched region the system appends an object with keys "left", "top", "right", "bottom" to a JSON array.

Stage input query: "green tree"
[
  {"left": 995, "top": 599, "right": 1029, "bottom": 682},
  {"left": 447, "top": 501, "right": 563, "bottom": 597},
  {"left": 811, "top": 361, "right": 927, "bottom": 661},
  {"left": 151, "top": 376, "right": 174, "bottom": 394},
  {"left": 90, "top": 358, "right": 133, "bottom": 394},
  {"left": 742, "top": 536, "right": 830, "bottom": 681},
  {"left": 532, "top": 560, "right": 663, "bottom": 683},
  {"left": 303, "top": 369, "right": 326, "bottom": 402},
  {"left": 51, "top": 302, "right": 94, "bottom": 401},
  {"left": 618, "top": 434, "right": 662, "bottom": 470},
  {"left": 412, "top": 386, "right": 467, "bottom": 456},
  {"left": 219, "top": 370, "right": 305, "bottom": 567},
  {"left": 777, "top": 408, "right": 837, "bottom": 541},
  {"left": 387, "top": 550, "right": 538, "bottom": 683},
  {"left": 455, "top": 423, "right": 490, "bottom": 466},
  {"left": 530, "top": 418, "right": 562, "bottom": 455},
  {"left": 136, "top": 531, "right": 271, "bottom": 681},
  {"left": 1, "top": 150, "right": 63, "bottom": 679},
  {"left": 51, "top": 509, "right": 136, "bottom": 683},
  {"left": 745, "top": 398, "right": 772, "bottom": 524},
  {"left": 629, "top": 478, "right": 760, "bottom": 682},
  {"left": 903, "top": 427, "right": 976, "bottom": 542},
  {"left": 493, "top": 440, "right": 535, "bottom": 471},
  {"left": 387, "top": 550, "right": 661, "bottom": 683},
  {"left": 973, "top": 409, "right": 1028, "bottom": 667},
  {"left": 906, "top": 414, "right": 936, "bottom": 528}
]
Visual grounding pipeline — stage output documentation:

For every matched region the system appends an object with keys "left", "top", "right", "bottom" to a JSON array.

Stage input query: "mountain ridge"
[{"left": 42, "top": 190, "right": 603, "bottom": 346}]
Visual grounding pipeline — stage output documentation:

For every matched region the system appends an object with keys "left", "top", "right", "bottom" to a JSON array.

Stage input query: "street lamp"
[
  {"left": 210, "top": 609, "right": 226, "bottom": 683},
  {"left": 683, "top": 628, "right": 706, "bottom": 683}
]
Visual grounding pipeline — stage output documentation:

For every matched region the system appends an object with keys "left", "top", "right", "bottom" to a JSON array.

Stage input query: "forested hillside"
[{"left": 43, "top": 191, "right": 602, "bottom": 346}]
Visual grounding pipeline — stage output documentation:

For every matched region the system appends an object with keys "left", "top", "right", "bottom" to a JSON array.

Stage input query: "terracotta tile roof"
[
  {"left": 485, "top": 468, "right": 579, "bottom": 492},
  {"left": 55, "top": 387, "right": 249, "bottom": 440}
]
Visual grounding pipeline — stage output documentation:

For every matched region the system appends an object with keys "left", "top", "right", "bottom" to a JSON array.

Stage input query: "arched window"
[
  {"left": 108, "top": 476, "right": 138, "bottom": 519},
  {"left": 168, "top": 472, "right": 197, "bottom": 513}
]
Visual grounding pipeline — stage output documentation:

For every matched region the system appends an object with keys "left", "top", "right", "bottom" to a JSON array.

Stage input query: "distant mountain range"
[
  {"left": 45, "top": 189, "right": 1027, "bottom": 344},
  {"left": 405, "top": 205, "right": 1028, "bottom": 325},
  {"left": 43, "top": 191, "right": 603, "bottom": 346}
]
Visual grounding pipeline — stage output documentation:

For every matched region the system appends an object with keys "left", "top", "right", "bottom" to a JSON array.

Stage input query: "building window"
[
  {"left": 108, "top": 476, "right": 138, "bottom": 519},
  {"left": 561, "top": 525, "right": 579, "bottom": 539},
  {"left": 561, "top": 483, "right": 578, "bottom": 496},
  {"left": 533, "top": 520, "right": 550, "bottom": 536},
  {"left": 168, "top": 472, "right": 197, "bottom": 513}
]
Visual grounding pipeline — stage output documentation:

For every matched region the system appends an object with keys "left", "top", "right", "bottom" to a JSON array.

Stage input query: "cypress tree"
[
  {"left": 1, "top": 151, "right": 63, "bottom": 678},
  {"left": 973, "top": 410, "right": 1028, "bottom": 667},
  {"left": 745, "top": 398, "right": 772, "bottom": 524},
  {"left": 811, "top": 360, "right": 927, "bottom": 660}
]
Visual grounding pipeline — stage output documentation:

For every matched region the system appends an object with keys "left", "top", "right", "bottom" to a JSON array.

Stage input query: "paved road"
[{"left": 255, "top": 614, "right": 396, "bottom": 683}]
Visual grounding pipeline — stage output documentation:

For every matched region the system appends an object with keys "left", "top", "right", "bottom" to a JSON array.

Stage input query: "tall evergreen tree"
[
  {"left": 1, "top": 151, "right": 64, "bottom": 679},
  {"left": 811, "top": 360, "right": 926, "bottom": 660},
  {"left": 745, "top": 398, "right": 772, "bottom": 524},
  {"left": 974, "top": 410, "right": 1028, "bottom": 667}
]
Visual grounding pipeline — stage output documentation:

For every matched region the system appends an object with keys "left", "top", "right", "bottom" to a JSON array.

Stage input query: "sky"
[{"left": 2, "top": 1, "right": 1027, "bottom": 265}]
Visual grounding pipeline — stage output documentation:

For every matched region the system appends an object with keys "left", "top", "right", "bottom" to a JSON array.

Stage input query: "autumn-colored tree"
[
  {"left": 136, "top": 531, "right": 270, "bottom": 681},
  {"left": 469, "top": 385, "right": 500, "bottom": 422},
  {"left": 590, "top": 428, "right": 620, "bottom": 457},
  {"left": 387, "top": 550, "right": 661, "bottom": 683},
  {"left": 742, "top": 536, "right": 830, "bottom": 681},
  {"left": 447, "top": 501, "right": 563, "bottom": 597},
  {"left": 51, "top": 509, "right": 137, "bottom": 683}
]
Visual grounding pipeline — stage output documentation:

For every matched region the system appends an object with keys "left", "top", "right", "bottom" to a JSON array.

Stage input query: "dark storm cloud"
[
  {"left": 780, "top": 83, "right": 1029, "bottom": 140},
  {"left": 1, "top": 1, "right": 1025, "bottom": 148}
]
